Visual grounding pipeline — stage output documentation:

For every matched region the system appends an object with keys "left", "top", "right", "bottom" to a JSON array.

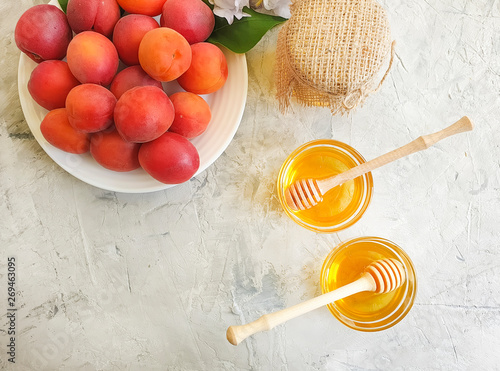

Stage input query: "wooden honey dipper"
[
  {"left": 285, "top": 116, "right": 474, "bottom": 211},
  {"left": 226, "top": 258, "right": 406, "bottom": 346}
]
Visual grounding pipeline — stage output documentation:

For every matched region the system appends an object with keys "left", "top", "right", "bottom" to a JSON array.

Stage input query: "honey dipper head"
[
  {"left": 365, "top": 258, "right": 406, "bottom": 294},
  {"left": 284, "top": 186, "right": 305, "bottom": 212},
  {"left": 284, "top": 178, "right": 323, "bottom": 211}
]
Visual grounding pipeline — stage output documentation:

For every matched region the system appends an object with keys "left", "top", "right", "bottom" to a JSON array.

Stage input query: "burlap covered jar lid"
[{"left": 276, "top": 0, "right": 395, "bottom": 114}]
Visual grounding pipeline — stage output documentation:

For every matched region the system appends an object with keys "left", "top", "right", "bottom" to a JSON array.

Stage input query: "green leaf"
[
  {"left": 204, "top": 5, "right": 286, "bottom": 54},
  {"left": 58, "top": 0, "right": 68, "bottom": 12}
]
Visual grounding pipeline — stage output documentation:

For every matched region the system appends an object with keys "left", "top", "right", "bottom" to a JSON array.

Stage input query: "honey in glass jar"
[
  {"left": 320, "top": 236, "right": 417, "bottom": 331},
  {"left": 277, "top": 139, "right": 373, "bottom": 232}
]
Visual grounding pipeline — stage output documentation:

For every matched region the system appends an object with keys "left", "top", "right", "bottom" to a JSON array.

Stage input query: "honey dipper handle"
[
  {"left": 226, "top": 273, "right": 376, "bottom": 346},
  {"left": 317, "top": 116, "right": 474, "bottom": 193}
]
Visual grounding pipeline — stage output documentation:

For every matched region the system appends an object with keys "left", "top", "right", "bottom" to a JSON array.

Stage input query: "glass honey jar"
[
  {"left": 277, "top": 139, "right": 373, "bottom": 232},
  {"left": 320, "top": 236, "right": 417, "bottom": 331}
]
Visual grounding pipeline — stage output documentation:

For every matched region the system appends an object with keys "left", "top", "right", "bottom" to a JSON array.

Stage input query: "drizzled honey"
[
  {"left": 278, "top": 140, "right": 372, "bottom": 232},
  {"left": 320, "top": 237, "right": 417, "bottom": 331}
]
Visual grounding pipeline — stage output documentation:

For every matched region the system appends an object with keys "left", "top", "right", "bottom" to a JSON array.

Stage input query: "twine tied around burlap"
[{"left": 275, "top": 0, "right": 395, "bottom": 114}]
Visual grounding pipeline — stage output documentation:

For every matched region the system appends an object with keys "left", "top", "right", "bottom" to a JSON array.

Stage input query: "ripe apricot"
[
  {"left": 116, "top": 0, "right": 167, "bottom": 16},
  {"left": 176, "top": 42, "right": 228, "bottom": 95},
  {"left": 110, "top": 65, "right": 163, "bottom": 99},
  {"left": 160, "top": 0, "right": 215, "bottom": 44},
  {"left": 66, "top": 31, "right": 119, "bottom": 86},
  {"left": 114, "top": 86, "right": 174, "bottom": 143},
  {"left": 28, "top": 60, "right": 80, "bottom": 111},
  {"left": 139, "top": 132, "right": 200, "bottom": 184},
  {"left": 113, "top": 14, "right": 159, "bottom": 66},
  {"left": 90, "top": 128, "right": 141, "bottom": 172},
  {"left": 40, "top": 108, "right": 90, "bottom": 154},
  {"left": 67, "top": 0, "right": 120, "bottom": 38},
  {"left": 66, "top": 84, "right": 117, "bottom": 133},
  {"left": 138, "top": 28, "right": 191, "bottom": 82},
  {"left": 15, "top": 5, "right": 72, "bottom": 63},
  {"left": 168, "top": 92, "right": 211, "bottom": 139}
]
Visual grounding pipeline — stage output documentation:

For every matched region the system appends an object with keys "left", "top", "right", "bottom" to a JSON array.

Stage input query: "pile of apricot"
[{"left": 15, "top": 0, "right": 229, "bottom": 185}]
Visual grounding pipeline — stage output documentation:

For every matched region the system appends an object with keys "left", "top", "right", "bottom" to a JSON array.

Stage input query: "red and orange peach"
[
  {"left": 90, "top": 128, "right": 141, "bottom": 172},
  {"left": 114, "top": 86, "right": 174, "bottom": 143},
  {"left": 138, "top": 27, "right": 192, "bottom": 82},
  {"left": 168, "top": 92, "right": 212, "bottom": 139},
  {"left": 66, "top": 84, "right": 117, "bottom": 133},
  {"left": 66, "top": 31, "right": 119, "bottom": 86},
  {"left": 28, "top": 60, "right": 80, "bottom": 111},
  {"left": 15, "top": 4, "right": 72, "bottom": 63},
  {"left": 66, "top": 0, "right": 121, "bottom": 38},
  {"left": 160, "top": 0, "right": 215, "bottom": 44},
  {"left": 116, "top": 0, "right": 167, "bottom": 16},
  {"left": 113, "top": 14, "right": 159, "bottom": 66},
  {"left": 110, "top": 65, "right": 163, "bottom": 99},
  {"left": 40, "top": 108, "right": 91, "bottom": 154},
  {"left": 177, "top": 42, "right": 228, "bottom": 95},
  {"left": 139, "top": 132, "right": 200, "bottom": 184}
]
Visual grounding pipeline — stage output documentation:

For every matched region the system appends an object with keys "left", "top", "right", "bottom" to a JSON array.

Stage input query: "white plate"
[{"left": 17, "top": 1, "right": 247, "bottom": 193}]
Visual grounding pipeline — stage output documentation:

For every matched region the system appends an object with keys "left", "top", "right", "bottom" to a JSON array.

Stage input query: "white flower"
[
  {"left": 261, "top": 0, "right": 291, "bottom": 18},
  {"left": 209, "top": 0, "right": 290, "bottom": 24},
  {"left": 209, "top": 0, "right": 251, "bottom": 24}
]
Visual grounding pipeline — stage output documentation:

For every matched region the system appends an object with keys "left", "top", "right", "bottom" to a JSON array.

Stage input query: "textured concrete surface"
[{"left": 1, "top": 0, "right": 500, "bottom": 370}]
